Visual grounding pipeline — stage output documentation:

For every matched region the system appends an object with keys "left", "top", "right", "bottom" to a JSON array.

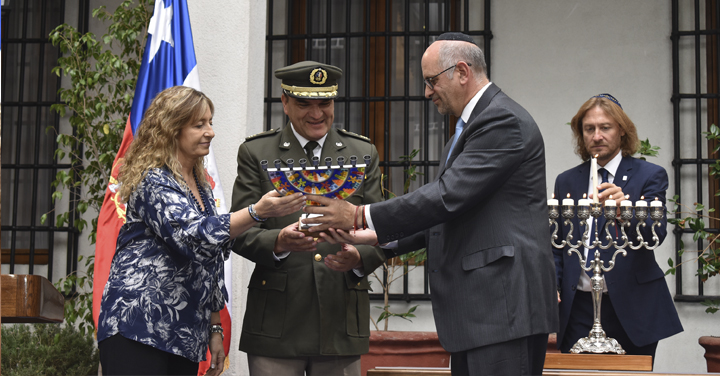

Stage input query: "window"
[
  {"left": 1, "top": 0, "right": 81, "bottom": 282},
  {"left": 264, "top": 0, "right": 491, "bottom": 302},
  {"left": 672, "top": 0, "right": 720, "bottom": 302}
]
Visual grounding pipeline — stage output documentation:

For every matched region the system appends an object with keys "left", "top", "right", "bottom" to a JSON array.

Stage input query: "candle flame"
[
  {"left": 609, "top": 194, "right": 613, "bottom": 199},
  {"left": 625, "top": 194, "right": 630, "bottom": 199},
  {"left": 566, "top": 193, "right": 571, "bottom": 198},
  {"left": 654, "top": 197, "right": 659, "bottom": 201},
  {"left": 552, "top": 193, "right": 555, "bottom": 199},
  {"left": 640, "top": 195, "right": 645, "bottom": 200},
  {"left": 594, "top": 154, "right": 599, "bottom": 158},
  {"left": 583, "top": 193, "right": 587, "bottom": 199}
]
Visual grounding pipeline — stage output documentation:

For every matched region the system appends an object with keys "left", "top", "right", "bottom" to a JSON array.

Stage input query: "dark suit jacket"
[
  {"left": 372, "top": 84, "right": 559, "bottom": 353},
  {"left": 553, "top": 156, "right": 683, "bottom": 348},
  {"left": 231, "top": 125, "right": 385, "bottom": 357}
]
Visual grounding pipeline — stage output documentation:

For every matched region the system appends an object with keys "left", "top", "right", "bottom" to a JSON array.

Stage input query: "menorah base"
[
  {"left": 298, "top": 213, "right": 329, "bottom": 236},
  {"left": 570, "top": 335, "right": 626, "bottom": 355}
]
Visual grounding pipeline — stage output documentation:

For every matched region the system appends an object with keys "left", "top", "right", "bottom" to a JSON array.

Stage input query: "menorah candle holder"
[
  {"left": 261, "top": 155, "right": 371, "bottom": 233},
  {"left": 548, "top": 198, "right": 664, "bottom": 354}
]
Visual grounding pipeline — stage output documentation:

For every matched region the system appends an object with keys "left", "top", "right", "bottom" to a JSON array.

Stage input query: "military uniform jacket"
[{"left": 231, "top": 124, "right": 385, "bottom": 357}]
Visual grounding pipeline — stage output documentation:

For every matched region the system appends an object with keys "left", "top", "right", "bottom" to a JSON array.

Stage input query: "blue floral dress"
[{"left": 97, "top": 167, "right": 233, "bottom": 362}]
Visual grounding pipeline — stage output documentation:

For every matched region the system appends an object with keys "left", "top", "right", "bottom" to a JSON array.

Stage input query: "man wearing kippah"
[
  {"left": 230, "top": 61, "right": 385, "bottom": 375},
  {"left": 303, "top": 32, "right": 558, "bottom": 375},
  {"left": 552, "top": 95, "right": 683, "bottom": 361}
]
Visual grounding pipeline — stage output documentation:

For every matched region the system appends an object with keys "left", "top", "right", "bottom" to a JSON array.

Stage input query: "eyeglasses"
[{"left": 423, "top": 62, "right": 472, "bottom": 90}]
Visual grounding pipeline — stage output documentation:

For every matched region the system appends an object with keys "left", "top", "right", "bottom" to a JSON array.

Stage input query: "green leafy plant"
[
  {"left": 638, "top": 138, "right": 660, "bottom": 160},
  {"left": 666, "top": 124, "right": 720, "bottom": 315},
  {"left": 1, "top": 324, "right": 100, "bottom": 376},
  {"left": 371, "top": 149, "right": 428, "bottom": 331},
  {"left": 46, "top": 0, "right": 153, "bottom": 333}
]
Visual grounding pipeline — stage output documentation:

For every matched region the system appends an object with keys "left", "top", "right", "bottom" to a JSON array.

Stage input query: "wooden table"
[
  {"left": 367, "top": 370, "right": 705, "bottom": 376},
  {"left": 367, "top": 352, "right": 705, "bottom": 376},
  {"left": 1, "top": 274, "right": 64, "bottom": 323}
]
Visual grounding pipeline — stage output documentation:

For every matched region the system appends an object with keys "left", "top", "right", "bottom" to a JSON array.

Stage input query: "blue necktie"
[
  {"left": 587, "top": 168, "right": 610, "bottom": 273},
  {"left": 446, "top": 117, "right": 465, "bottom": 163}
]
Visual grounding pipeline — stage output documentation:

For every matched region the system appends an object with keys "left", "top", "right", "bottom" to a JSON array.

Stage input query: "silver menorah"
[{"left": 548, "top": 198, "right": 664, "bottom": 354}]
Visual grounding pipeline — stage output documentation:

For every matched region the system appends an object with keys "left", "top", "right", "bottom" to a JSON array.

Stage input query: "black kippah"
[{"left": 437, "top": 32, "right": 477, "bottom": 45}]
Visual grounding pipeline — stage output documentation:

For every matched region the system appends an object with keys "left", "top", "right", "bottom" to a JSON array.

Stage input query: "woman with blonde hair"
[{"left": 97, "top": 86, "right": 305, "bottom": 376}]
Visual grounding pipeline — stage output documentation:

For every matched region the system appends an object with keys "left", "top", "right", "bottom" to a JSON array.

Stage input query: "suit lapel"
[
  {"left": 322, "top": 128, "right": 347, "bottom": 160},
  {"left": 613, "top": 156, "right": 633, "bottom": 193},
  {"left": 440, "top": 83, "right": 502, "bottom": 173},
  {"left": 278, "top": 124, "right": 308, "bottom": 166}
]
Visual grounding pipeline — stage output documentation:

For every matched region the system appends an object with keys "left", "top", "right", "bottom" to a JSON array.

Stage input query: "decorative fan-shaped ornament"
[{"left": 261, "top": 155, "right": 370, "bottom": 204}]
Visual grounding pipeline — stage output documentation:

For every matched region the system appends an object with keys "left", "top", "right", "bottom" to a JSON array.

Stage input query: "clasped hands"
[{"left": 273, "top": 196, "right": 377, "bottom": 272}]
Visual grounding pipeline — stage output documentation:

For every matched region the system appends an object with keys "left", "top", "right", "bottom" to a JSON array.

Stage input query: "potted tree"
[{"left": 360, "top": 149, "right": 450, "bottom": 375}]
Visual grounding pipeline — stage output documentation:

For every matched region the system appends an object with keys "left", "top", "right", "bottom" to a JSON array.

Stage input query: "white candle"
[
  {"left": 591, "top": 155, "right": 599, "bottom": 203},
  {"left": 548, "top": 193, "right": 559, "bottom": 206},
  {"left": 635, "top": 196, "right": 648, "bottom": 207},
  {"left": 605, "top": 194, "right": 616, "bottom": 206},
  {"left": 620, "top": 194, "right": 632, "bottom": 207},
  {"left": 562, "top": 193, "right": 574, "bottom": 206},
  {"left": 578, "top": 198, "right": 591, "bottom": 206},
  {"left": 651, "top": 197, "right": 663, "bottom": 207}
]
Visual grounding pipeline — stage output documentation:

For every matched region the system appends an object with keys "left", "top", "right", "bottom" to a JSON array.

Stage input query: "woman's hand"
[
  {"left": 319, "top": 228, "right": 378, "bottom": 246},
  {"left": 254, "top": 191, "right": 305, "bottom": 219},
  {"left": 206, "top": 332, "right": 225, "bottom": 376}
]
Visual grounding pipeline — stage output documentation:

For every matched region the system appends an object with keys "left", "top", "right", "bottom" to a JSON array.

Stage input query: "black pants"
[
  {"left": 99, "top": 334, "right": 199, "bottom": 376},
  {"left": 451, "top": 333, "right": 549, "bottom": 376},
  {"left": 561, "top": 291, "right": 658, "bottom": 360}
]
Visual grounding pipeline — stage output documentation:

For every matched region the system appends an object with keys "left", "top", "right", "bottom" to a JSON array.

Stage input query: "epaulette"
[
  {"left": 337, "top": 128, "right": 371, "bottom": 142},
  {"left": 245, "top": 128, "right": 280, "bottom": 141}
]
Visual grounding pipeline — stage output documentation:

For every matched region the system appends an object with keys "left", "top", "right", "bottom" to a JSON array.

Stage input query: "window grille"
[
  {"left": 671, "top": 0, "right": 720, "bottom": 302},
  {"left": 1, "top": 0, "right": 81, "bottom": 283},
  {"left": 264, "top": 0, "right": 491, "bottom": 302}
]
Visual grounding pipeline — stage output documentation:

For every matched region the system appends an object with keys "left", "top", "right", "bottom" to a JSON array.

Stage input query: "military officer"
[{"left": 231, "top": 61, "right": 385, "bottom": 376}]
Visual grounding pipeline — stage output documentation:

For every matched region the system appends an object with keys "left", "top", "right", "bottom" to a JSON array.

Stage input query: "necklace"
[{"left": 185, "top": 169, "right": 210, "bottom": 217}]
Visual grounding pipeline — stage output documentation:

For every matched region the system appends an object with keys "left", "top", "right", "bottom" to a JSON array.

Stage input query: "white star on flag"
[{"left": 147, "top": 0, "right": 174, "bottom": 63}]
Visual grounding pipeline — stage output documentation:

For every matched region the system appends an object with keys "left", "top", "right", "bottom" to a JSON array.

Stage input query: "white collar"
[
  {"left": 599, "top": 151, "right": 623, "bottom": 177},
  {"left": 290, "top": 123, "right": 328, "bottom": 149},
  {"left": 459, "top": 82, "right": 492, "bottom": 123}
]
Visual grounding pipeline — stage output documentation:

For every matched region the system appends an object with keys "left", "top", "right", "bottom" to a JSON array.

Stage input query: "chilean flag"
[{"left": 93, "top": 1, "right": 232, "bottom": 373}]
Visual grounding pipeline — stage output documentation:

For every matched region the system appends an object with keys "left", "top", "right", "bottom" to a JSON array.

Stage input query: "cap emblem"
[{"left": 309, "top": 68, "right": 328, "bottom": 85}]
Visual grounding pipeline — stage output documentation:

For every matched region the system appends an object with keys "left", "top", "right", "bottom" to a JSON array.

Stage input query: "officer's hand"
[
  {"left": 273, "top": 222, "right": 317, "bottom": 254},
  {"left": 324, "top": 244, "right": 362, "bottom": 272}
]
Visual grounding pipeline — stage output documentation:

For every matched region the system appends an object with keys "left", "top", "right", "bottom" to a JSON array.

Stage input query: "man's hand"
[
  {"left": 324, "top": 244, "right": 363, "bottom": 272},
  {"left": 206, "top": 333, "right": 225, "bottom": 376},
  {"left": 302, "top": 195, "right": 358, "bottom": 232},
  {"left": 594, "top": 182, "right": 625, "bottom": 206},
  {"left": 274, "top": 222, "right": 317, "bottom": 253},
  {"left": 593, "top": 182, "right": 627, "bottom": 216},
  {"left": 319, "top": 228, "right": 378, "bottom": 246}
]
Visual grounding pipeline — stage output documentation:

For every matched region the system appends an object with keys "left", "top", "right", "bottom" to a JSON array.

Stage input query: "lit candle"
[
  {"left": 651, "top": 197, "right": 663, "bottom": 207},
  {"left": 620, "top": 194, "right": 632, "bottom": 207},
  {"left": 605, "top": 194, "right": 616, "bottom": 206},
  {"left": 547, "top": 193, "right": 559, "bottom": 206},
  {"left": 591, "top": 154, "right": 599, "bottom": 203},
  {"left": 578, "top": 193, "right": 591, "bottom": 207},
  {"left": 635, "top": 195, "right": 648, "bottom": 207},
  {"left": 562, "top": 193, "right": 574, "bottom": 206}
]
